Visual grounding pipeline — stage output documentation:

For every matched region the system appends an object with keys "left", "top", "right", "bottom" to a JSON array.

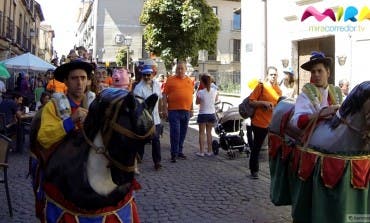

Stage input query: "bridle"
[
  {"left": 336, "top": 110, "right": 370, "bottom": 144},
  {"left": 81, "top": 95, "right": 155, "bottom": 172}
]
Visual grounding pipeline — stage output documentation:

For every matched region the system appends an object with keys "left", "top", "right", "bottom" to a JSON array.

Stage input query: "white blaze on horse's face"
[{"left": 86, "top": 131, "right": 117, "bottom": 195}]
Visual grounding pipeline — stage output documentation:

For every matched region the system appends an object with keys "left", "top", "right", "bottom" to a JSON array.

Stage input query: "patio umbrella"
[
  {"left": 0, "top": 63, "right": 10, "bottom": 79},
  {"left": 0, "top": 52, "right": 56, "bottom": 72}
]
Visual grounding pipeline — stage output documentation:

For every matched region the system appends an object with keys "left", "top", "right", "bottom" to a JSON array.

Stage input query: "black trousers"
[
  {"left": 246, "top": 124, "right": 253, "bottom": 148},
  {"left": 249, "top": 124, "right": 268, "bottom": 173},
  {"left": 137, "top": 124, "right": 162, "bottom": 164}
]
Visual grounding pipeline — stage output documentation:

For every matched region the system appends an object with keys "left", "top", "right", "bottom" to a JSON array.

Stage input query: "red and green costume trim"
[
  {"left": 269, "top": 133, "right": 370, "bottom": 223},
  {"left": 43, "top": 180, "right": 141, "bottom": 223}
]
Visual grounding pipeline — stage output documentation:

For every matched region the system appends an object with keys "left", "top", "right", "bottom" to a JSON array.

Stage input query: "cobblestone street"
[{"left": 0, "top": 97, "right": 292, "bottom": 222}]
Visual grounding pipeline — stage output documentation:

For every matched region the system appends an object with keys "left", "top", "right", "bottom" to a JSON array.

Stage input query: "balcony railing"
[
  {"left": 0, "top": 14, "right": 15, "bottom": 42},
  {"left": 211, "top": 71, "right": 241, "bottom": 95},
  {"left": 16, "top": 26, "right": 21, "bottom": 45},
  {"left": 4, "top": 17, "right": 14, "bottom": 40}
]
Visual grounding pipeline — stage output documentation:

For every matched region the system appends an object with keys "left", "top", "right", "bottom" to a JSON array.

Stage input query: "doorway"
[{"left": 297, "top": 36, "right": 335, "bottom": 92}]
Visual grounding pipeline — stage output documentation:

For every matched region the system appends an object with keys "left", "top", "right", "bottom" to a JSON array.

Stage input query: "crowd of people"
[
  {"left": 242, "top": 51, "right": 350, "bottom": 179},
  {"left": 0, "top": 46, "right": 354, "bottom": 179}
]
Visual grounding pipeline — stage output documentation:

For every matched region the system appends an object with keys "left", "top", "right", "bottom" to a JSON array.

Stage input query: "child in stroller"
[{"left": 212, "top": 101, "right": 250, "bottom": 159}]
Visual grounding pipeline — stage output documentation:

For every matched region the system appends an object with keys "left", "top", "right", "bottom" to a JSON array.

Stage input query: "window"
[
  {"left": 208, "top": 52, "right": 217, "bottom": 61},
  {"left": 233, "top": 39, "right": 240, "bottom": 62},
  {"left": 19, "top": 14, "right": 22, "bottom": 30},
  {"left": 232, "top": 11, "right": 241, "bottom": 30},
  {"left": 212, "top": 6, "right": 218, "bottom": 15}
]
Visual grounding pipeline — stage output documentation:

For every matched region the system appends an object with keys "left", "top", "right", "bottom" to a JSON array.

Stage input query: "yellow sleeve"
[{"left": 37, "top": 101, "right": 67, "bottom": 149}]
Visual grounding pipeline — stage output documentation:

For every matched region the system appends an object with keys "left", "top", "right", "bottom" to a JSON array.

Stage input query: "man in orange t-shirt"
[
  {"left": 162, "top": 60, "right": 194, "bottom": 163},
  {"left": 248, "top": 66, "right": 282, "bottom": 179},
  {"left": 46, "top": 71, "right": 68, "bottom": 94}
]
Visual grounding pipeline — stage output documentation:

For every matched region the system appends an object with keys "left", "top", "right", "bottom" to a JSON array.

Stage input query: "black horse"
[{"left": 30, "top": 88, "right": 157, "bottom": 220}]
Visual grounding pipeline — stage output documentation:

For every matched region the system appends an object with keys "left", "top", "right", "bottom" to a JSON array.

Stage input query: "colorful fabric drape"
[{"left": 269, "top": 133, "right": 370, "bottom": 223}]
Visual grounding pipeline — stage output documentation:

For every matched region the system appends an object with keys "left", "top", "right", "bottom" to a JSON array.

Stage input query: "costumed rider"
[
  {"left": 37, "top": 60, "right": 94, "bottom": 149},
  {"left": 289, "top": 51, "right": 343, "bottom": 130}
]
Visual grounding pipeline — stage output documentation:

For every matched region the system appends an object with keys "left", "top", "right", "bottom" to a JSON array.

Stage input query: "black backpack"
[{"left": 238, "top": 83, "right": 263, "bottom": 119}]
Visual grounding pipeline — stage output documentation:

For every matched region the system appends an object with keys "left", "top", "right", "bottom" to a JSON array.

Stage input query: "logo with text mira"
[
  {"left": 301, "top": 6, "right": 370, "bottom": 32},
  {"left": 301, "top": 6, "right": 370, "bottom": 22}
]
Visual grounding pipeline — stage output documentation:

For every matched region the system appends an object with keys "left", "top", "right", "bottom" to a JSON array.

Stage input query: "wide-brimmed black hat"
[
  {"left": 301, "top": 51, "right": 332, "bottom": 71},
  {"left": 54, "top": 60, "right": 93, "bottom": 82}
]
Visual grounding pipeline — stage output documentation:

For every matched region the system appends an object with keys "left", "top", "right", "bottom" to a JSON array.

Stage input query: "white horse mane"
[{"left": 86, "top": 131, "right": 117, "bottom": 195}]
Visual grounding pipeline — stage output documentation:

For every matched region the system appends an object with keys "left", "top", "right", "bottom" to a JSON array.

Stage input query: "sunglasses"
[{"left": 142, "top": 73, "right": 152, "bottom": 76}]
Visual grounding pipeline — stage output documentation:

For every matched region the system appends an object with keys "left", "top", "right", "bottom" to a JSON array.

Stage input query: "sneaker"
[
  {"left": 195, "top": 152, "right": 205, "bottom": 157},
  {"left": 171, "top": 156, "right": 177, "bottom": 163},
  {"left": 250, "top": 172, "right": 259, "bottom": 179},
  {"left": 177, "top": 153, "right": 187, "bottom": 160},
  {"left": 205, "top": 152, "right": 213, "bottom": 157},
  {"left": 154, "top": 163, "right": 162, "bottom": 170}
]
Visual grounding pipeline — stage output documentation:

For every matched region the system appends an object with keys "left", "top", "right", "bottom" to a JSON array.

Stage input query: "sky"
[{"left": 36, "top": 0, "right": 81, "bottom": 57}]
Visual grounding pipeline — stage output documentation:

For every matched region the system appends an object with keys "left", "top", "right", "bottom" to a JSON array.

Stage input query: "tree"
[
  {"left": 140, "top": 0, "right": 220, "bottom": 66},
  {"left": 116, "top": 48, "right": 128, "bottom": 67}
]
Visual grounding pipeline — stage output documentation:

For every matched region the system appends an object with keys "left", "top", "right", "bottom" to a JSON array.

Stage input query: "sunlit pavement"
[{"left": 0, "top": 96, "right": 291, "bottom": 223}]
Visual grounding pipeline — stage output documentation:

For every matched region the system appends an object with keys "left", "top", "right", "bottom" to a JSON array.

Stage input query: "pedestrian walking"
[
  {"left": 162, "top": 60, "right": 194, "bottom": 163},
  {"left": 279, "top": 67, "right": 297, "bottom": 99},
  {"left": 133, "top": 64, "right": 163, "bottom": 170},
  {"left": 195, "top": 73, "right": 218, "bottom": 157},
  {"left": 248, "top": 66, "right": 282, "bottom": 179}
]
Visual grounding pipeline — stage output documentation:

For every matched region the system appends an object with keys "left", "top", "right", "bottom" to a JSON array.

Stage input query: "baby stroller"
[{"left": 212, "top": 101, "right": 249, "bottom": 159}]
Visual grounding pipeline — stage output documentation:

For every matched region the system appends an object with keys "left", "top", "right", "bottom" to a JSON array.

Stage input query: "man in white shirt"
[{"left": 133, "top": 64, "right": 163, "bottom": 170}]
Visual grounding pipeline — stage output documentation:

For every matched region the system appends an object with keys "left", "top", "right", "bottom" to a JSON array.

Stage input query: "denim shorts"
[{"left": 197, "top": 113, "right": 216, "bottom": 124}]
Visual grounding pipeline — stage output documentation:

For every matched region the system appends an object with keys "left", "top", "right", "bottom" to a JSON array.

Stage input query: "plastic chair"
[{"left": 0, "top": 133, "right": 13, "bottom": 217}]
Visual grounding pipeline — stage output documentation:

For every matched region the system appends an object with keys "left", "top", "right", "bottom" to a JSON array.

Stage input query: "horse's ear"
[
  {"left": 145, "top": 93, "right": 158, "bottom": 113},
  {"left": 125, "top": 92, "right": 136, "bottom": 110}
]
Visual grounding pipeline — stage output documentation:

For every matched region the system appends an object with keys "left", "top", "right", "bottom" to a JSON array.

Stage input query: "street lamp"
[
  {"left": 124, "top": 35, "right": 132, "bottom": 70},
  {"left": 199, "top": 50, "right": 206, "bottom": 73}
]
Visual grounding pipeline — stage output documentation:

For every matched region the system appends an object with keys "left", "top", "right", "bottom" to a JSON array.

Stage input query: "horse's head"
[
  {"left": 326, "top": 81, "right": 370, "bottom": 150},
  {"left": 330, "top": 81, "right": 370, "bottom": 131},
  {"left": 84, "top": 88, "right": 158, "bottom": 184}
]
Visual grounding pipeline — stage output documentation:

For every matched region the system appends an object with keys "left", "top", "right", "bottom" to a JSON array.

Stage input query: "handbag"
[{"left": 238, "top": 83, "right": 263, "bottom": 119}]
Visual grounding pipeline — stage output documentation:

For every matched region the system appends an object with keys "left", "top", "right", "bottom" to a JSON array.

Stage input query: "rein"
[
  {"left": 302, "top": 109, "right": 323, "bottom": 148},
  {"left": 81, "top": 96, "right": 154, "bottom": 173},
  {"left": 81, "top": 128, "right": 136, "bottom": 172},
  {"left": 336, "top": 111, "right": 370, "bottom": 143}
]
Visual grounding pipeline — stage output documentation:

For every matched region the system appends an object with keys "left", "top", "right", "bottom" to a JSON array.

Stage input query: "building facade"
[
  {"left": 198, "top": 1, "right": 241, "bottom": 74},
  {"left": 38, "top": 24, "right": 54, "bottom": 62},
  {"left": 75, "top": 0, "right": 241, "bottom": 84},
  {"left": 240, "top": 0, "right": 370, "bottom": 98},
  {"left": 0, "top": 0, "right": 46, "bottom": 60},
  {"left": 75, "top": 0, "right": 146, "bottom": 68}
]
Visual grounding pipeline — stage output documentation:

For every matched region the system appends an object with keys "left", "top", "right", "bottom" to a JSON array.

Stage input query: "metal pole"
[{"left": 126, "top": 46, "right": 129, "bottom": 70}]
